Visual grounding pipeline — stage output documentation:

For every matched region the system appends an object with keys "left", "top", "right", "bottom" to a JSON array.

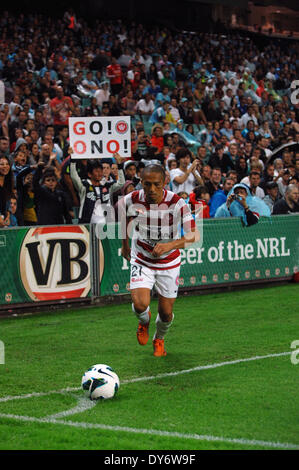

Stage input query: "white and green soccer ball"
[{"left": 81, "top": 364, "right": 120, "bottom": 400}]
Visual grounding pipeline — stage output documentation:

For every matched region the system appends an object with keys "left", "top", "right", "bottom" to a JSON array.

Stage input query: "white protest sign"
[
  {"left": 0, "top": 81, "right": 4, "bottom": 105},
  {"left": 69, "top": 116, "right": 131, "bottom": 159}
]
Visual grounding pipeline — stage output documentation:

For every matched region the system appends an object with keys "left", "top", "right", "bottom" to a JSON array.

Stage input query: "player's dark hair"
[{"left": 141, "top": 164, "right": 165, "bottom": 180}]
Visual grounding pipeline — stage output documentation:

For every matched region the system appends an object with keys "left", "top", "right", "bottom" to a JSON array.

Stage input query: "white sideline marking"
[
  {"left": 122, "top": 351, "right": 292, "bottom": 384},
  {"left": 0, "top": 413, "right": 298, "bottom": 450},
  {"left": 0, "top": 351, "right": 291, "bottom": 403}
]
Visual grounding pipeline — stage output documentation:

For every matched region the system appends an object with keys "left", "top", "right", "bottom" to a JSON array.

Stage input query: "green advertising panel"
[
  {"left": 0, "top": 225, "right": 91, "bottom": 307},
  {"left": 0, "top": 216, "right": 298, "bottom": 307},
  {"left": 99, "top": 215, "right": 299, "bottom": 295}
]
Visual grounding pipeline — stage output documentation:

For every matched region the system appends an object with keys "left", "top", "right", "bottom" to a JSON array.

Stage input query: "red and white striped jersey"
[{"left": 123, "top": 189, "right": 195, "bottom": 270}]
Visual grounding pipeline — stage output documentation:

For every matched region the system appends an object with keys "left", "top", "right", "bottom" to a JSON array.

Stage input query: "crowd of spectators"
[{"left": 0, "top": 9, "right": 299, "bottom": 229}]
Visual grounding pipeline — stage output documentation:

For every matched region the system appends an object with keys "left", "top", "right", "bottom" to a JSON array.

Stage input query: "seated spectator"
[
  {"left": 220, "top": 119, "right": 233, "bottom": 141},
  {"left": 282, "top": 149, "right": 294, "bottom": 169},
  {"left": 205, "top": 167, "right": 222, "bottom": 197},
  {"left": 132, "top": 129, "right": 151, "bottom": 162},
  {"left": 85, "top": 97, "right": 101, "bottom": 117},
  {"left": 209, "top": 177, "right": 234, "bottom": 218},
  {"left": 53, "top": 125, "right": 69, "bottom": 161},
  {"left": 215, "top": 183, "right": 270, "bottom": 226},
  {"left": 226, "top": 170, "right": 238, "bottom": 185},
  {"left": 241, "top": 163, "right": 262, "bottom": 185},
  {"left": 196, "top": 146, "right": 207, "bottom": 166},
  {"left": 246, "top": 170, "right": 265, "bottom": 199},
  {"left": 135, "top": 93, "right": 155, "bottom": 117},
  {"left": 166, "top": 157, "right": 177, "bottom": 171},
  {"left": 289, "top": 175, "right": 298, "bottom": 187},
  {"left": 150, "top": 124, "right": 164, "bottom": 155},
  {"left": 149, "top": 101, "right": 170, "bottom": 125},
  {"left": 223, "top": 143, "right": 239, "bottom": 168},
  {"left": 260, "top": 163, "right": 275, "bottom": 190},
  {"left": 124, "top": 160, "right": 140, "bottom": 186},
  {"left": 171, "top": 132, "right": 186, "bottom": 151},
  {"left": 7, "top": 195, "right": 18, "bottom": 227},
  {"left": 28, "top": 142, "right": 41, "bottom": 164},
  {"left": 169, "top": 97, "right": 180, "bottom": 123},
  {"left": 263, "top": 181, "right": 280, "bottom": 214},
  {"left": 208, "top": 144, "right": 234, "bottom": 175},
  {"left": 201, "top": 164, "right": 212, "bottom": 186},
  {"left": 155, "top": 86, "right": 171, "bottom": 108},
  {"left": 108, "top": 95, "right": 122, "bottom": 116},
  {"left": 120, "top": 90, "right": 137, "bottom": 117},
  {"left": 272, "top": 184, "right": 299, "bottom": 214},
  {"left": 0, "top": 136, "right": 10, "bottom": 158},
  {"left": 235, "top": 156, "right": 248, "bottom": 182},
  {"left": 80, "top": 71, "right": 99, "bottom": 97},
  {"left": 94, "top": 81, "right": 110, "bottom": 108},
  {"left": 273, "top": 158, "right": 284, "bottom": 177},
  {"left": 189, "top": 185, "right": 210, "bottom": 219},
  {"left": 0, "top": 156, "right": 14, "bottom": 228},
  {"left": 277, "top": 169, "right": 291, "bottom": 198}
]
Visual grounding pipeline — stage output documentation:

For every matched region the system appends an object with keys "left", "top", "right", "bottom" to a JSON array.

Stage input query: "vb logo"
[
  {"left": 290, "top": 340, "right": 299, "bottom": 365},
  {"left": 19, "top": 226, "right": 90, "bottom": 301},
  {"left": 0, "top": 340, "right": 4, "bottom": 364}
]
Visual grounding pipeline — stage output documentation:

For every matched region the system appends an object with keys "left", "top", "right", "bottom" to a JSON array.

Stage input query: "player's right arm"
[
  {"left": 119, "top": 193, "right": 132, "bottom": 262},
  {"left": 121, "top": 214, "right": 132, "bottom": 262}
]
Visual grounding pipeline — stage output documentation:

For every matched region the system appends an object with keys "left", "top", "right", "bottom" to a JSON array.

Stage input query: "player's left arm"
[
  {"left": 152, "top": 227, "right": 199, "bottom": 257},
  {"left": 152, "top": 198, "right": 200, "bottom": 257}
]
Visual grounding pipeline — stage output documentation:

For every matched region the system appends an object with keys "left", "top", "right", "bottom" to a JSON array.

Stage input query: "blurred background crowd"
[{"left": 0, "top": 8, "right": 299, "bottom": 228}]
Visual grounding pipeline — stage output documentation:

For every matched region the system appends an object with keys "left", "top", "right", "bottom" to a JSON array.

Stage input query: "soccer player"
[{"left": 120, "top": 164, "right": 199, "bottom": 357}]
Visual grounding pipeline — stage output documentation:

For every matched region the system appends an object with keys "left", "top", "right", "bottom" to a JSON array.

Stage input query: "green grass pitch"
[{"left": 0, "top": 284, "right": 298, "bottom": 450}]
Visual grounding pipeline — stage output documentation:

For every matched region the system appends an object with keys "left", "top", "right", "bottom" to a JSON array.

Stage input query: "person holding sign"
[{"left": 69, "top": 149, "right": 126, "bottom": 224}]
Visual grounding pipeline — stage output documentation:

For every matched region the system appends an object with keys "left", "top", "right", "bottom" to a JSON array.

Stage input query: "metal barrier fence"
[{"left": 0, "top": 215, "right": 298, "bottom": 310}]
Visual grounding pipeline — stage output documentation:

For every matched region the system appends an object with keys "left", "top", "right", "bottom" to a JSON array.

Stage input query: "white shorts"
[{"left": 130, "top": 262, "right": 181, "bottom": 298}]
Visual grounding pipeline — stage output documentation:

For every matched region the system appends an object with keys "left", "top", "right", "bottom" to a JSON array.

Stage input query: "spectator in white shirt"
[
  {"left": 169, "top": 97, "right": 180, "bottom": 123},
  {"left": 94, "top": 81, "right": 110, "bottom": 107},
  {"left": 222, "top": 88, "right": 233, "bottom": 110},
  {"left": 241, "top": 106, "right": 258, "bottom": 128},
  {"left": 170, "top": 148, "right": 203, "bottom": 194},
  {"left": 135, "top": 93, "right": 155, "bottom": 116}
]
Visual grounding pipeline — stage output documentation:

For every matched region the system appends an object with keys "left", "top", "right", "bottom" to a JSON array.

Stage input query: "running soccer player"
[{"left": 120, "top": 164, "right": 199, "bottom": 357}]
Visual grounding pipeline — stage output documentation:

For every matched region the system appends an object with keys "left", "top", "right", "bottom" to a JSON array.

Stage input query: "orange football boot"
[
  {"left": 136, "top": 311, "right": 151, "bottom": 345},
  {"left": 153, "top": 338, "right": 167, "bottom": 357}
]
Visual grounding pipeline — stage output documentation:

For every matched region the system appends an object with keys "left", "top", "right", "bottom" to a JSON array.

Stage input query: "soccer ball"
[{"left": 81, "top": 364, "right": 120, "bottom": 400}]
